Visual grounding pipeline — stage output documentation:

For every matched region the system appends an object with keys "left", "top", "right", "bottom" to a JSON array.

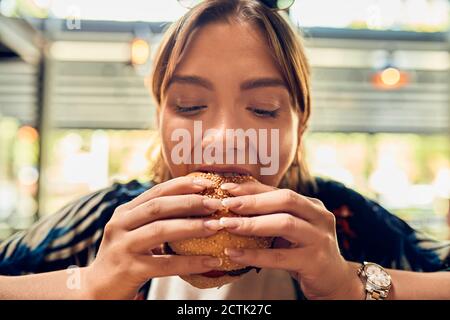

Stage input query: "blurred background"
[{"left": 0, "top": 0, "right": 449, "bottom": 241}]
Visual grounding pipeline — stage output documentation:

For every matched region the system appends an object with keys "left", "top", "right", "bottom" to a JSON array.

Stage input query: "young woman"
[{"left": 0, "top": 0, "right": 449, "bottom": 300}]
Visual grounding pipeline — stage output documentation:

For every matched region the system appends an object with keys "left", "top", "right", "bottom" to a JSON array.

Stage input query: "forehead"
[{"left": 174, "top": 21, "right": 282, "bottom": 79}]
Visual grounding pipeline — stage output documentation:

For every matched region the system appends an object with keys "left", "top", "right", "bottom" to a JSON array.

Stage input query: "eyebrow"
[
  {"left": 169, "top": 75, "right": 214, "bottom": 90},
  {"left": 240, "top": 77, "right": 287, "bottom": 91},
  {"left": 168, "top": 74, "right": 287, "bottom": 91}
]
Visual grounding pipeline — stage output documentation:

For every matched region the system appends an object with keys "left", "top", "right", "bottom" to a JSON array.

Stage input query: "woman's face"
[{"left": 159, "top": 21, "right": 300, "bottom": 187}]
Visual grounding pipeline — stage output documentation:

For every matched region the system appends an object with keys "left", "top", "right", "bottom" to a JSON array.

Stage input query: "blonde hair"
[{"left": 149, "top": 0, "right": 316, "bottom": 195}]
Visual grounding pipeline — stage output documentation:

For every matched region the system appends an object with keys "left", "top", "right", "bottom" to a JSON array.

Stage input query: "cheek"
[
  {"left": 159, "top": 109, "right": 191, "bottom": 178},
  {"left": 258, "top": 115, "right": 298, "bottom": 187},
  {"left": 279, "top": 127, "right": 298, "bottom": 171}
]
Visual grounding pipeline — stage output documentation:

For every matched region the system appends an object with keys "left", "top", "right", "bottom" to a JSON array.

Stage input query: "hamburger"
[{"left": 163, "top": 171, "right": 274, "bottom": 289}]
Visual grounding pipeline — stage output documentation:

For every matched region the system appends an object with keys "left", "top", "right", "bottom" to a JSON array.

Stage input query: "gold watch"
[{"left": 357, "top": 262, "right": 392, "bottom": 300}]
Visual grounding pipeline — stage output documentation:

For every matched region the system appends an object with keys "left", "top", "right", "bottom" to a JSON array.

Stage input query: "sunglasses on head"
[{"left": 177, "top": 0, "right": 295, "bottom": 10}]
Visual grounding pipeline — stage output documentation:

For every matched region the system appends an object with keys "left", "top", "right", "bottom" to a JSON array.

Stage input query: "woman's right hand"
[{"left": 83, "top": 176, "right": 224, "bottom": 299}]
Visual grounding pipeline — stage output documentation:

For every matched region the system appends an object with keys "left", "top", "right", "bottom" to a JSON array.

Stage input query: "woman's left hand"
[{"left": 215, "top": 181, "right": 364, "bottom": 300}]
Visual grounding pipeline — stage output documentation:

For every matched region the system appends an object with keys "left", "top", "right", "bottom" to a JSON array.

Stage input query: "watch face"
[{"left": 365, "top": 264, "right": 391, "bottom": 288}]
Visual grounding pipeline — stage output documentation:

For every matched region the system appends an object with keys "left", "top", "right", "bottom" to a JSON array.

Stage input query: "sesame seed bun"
[{"left": 164, "top": 171, "right": 273, "bottom": 289}]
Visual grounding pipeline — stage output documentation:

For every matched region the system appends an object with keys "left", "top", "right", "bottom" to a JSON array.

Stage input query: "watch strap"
[{"left": 366, "top": 290, "right": 385, "bottom": 300}]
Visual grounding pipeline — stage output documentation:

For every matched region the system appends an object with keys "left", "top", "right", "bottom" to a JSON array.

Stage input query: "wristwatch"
[{"left": 357, "top": 262, "right": 392, "bottom": 300}]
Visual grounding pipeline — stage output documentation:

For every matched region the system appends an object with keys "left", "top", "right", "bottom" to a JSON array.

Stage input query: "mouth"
[{"left": 194, "top": 165, "right": 252, "bottom": 176}]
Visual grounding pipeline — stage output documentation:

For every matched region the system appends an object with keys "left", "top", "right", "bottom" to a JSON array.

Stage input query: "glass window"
[
  {"left": 290, "top": 0, "right": 449, "bottom": 32},
  {"left": 0, "top": 117, "right": 39, "bottom": 238}
]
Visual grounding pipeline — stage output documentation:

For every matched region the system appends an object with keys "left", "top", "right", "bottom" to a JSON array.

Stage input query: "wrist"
[
  {"left": 80, "top": 265, "right": 115, "bottom": 299},
  {"left": 81, "top": 264, "right": 142, "bottom": 300},
  {"left": 78, "top": 266, "right": 100, "bottom": 299},
  {"left": 346, "top": 262, "right": 366, "bottom": 300},
  {"left": 329, "top": 261, "right": 365, "bottom": 300}
]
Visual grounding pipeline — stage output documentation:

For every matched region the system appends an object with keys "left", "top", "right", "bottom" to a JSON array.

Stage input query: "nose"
[
  {"left": 201, "top": 122, "right": 228, "bottom": 151},
  {"left": 198, "top": 112, "right": 256, "bottom": 165}
]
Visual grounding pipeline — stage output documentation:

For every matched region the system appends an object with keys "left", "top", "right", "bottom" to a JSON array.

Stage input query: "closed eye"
[
  {"left": 174, "top": 105, "right": 207, "bottom": 116},
  {"left": 247, "top": 107, "right": 280, "bottom": 118}
]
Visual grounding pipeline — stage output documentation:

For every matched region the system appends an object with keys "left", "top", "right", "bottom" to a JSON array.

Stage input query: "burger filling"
[
  {"left": 163, "top": 242, "right": 261, "bottom": 277},
  {"left": 201, "top": 266, "right": 260, "bottom": 278}
]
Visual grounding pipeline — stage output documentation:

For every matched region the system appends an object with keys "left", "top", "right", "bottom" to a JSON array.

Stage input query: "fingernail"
[
  {"left": 203, "top": 258, "right": 222, "bottom": 268},
  {"left": 220, "top": 183, "right": 238, "bottom": 191},
  {"left": 224, "top": 248, "right": 244, "bottom": 257},
  {"left": 204, "top": 219, "right": 223, "bottom": 231},
  {"left": 219, "top": 217, "right": 241, "bottom": 229},
  {"left": 193, "top": 178, "right": 214, "bottom": 187},
  {"left": 203, "top": 198, "right": 223, "bottom": 211},
  {"left": 221, "top": 198, "right": 241, "bottom": 208}
]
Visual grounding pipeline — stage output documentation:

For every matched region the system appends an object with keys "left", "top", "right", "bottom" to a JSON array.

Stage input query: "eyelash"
[
  {"left": 247, "top": 107, "right": 280, "bottom": 118},
  {"left": 174, "top": 105, "right": 207, "bottom": 115},
  {"left": 174, "top": 105, "right": 280, "bottom": 118}
]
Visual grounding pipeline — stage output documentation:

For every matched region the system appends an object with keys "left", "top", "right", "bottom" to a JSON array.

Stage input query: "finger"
[
  {"left": 223, "top": 247, "right": 306, "bottom": 271},
  {"left": 216, "top": 214, "right": 317, "bottom": 245},
  {"left": 220, "top": 180, "right": 276, "bottom": 196},
  {"left": 221, "top": 189, "right": 325, "bottom": 222},
  {"left": 304, "top": 196, "right": 326, "bottom": 209},
  {"left": 122, "top": 176, "right": 215, "bottom": 210},
  {"left": 126, "top": 218, "right": 220, "bottom": 253},
  {"left": 134, "top": 254, "right": 223, "bottom": 279},
  {"left": 123, "top": 194, "right": 222, "bottom": 230}
]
